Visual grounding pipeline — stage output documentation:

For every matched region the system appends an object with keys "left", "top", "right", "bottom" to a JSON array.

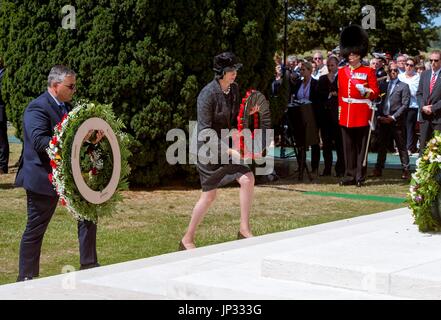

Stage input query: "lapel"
[
  {"left": 386, "top": 80, "right": 393, "bottom": 102},
  {"left": 43, "top": 91, "right": 64, "bottom": 122},
  {"left": 430, "top": 70, "right": 441, "bottom": 97},
  {"left": 425, "top": 70, "right": 432, "bottom": 96},
  {"left": 213, "top": 80, "right": 230, "bottom": 127},
  {"left": 390, "top": 80, "right": 401, "bottom": 99}
]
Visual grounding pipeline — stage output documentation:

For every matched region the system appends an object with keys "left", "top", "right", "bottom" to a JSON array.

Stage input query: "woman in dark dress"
[
  {"left": 317, "top": 55, "right": 345, "bottom": 177},
  {"left": 180, "top": 52, "right": 256, "bottom": 250}
]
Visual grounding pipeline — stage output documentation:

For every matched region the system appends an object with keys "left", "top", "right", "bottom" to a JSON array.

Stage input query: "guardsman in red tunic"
[{"left": 338, "top": 25, "right": 379, "bottom": 187}]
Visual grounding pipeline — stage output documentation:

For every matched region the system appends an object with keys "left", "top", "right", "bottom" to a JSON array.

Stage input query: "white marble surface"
[
  {"left": 262, "top": 213, "right": 441, "bottom": 297},
  {"left": 1, "top": 208, "right": 438, "bottom": 299}
]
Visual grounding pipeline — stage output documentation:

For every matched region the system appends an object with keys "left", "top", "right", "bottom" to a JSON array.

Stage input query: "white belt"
[
  {"left": 342, "top": 97, "right": 376, "bottom": 110},
  {"left": 342, "top": 97, "right": 372, "bottom": 106}
]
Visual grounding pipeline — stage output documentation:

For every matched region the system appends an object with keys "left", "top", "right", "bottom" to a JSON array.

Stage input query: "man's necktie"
[
  {"left": 386, "top": 81, "right": 395, "bottom": 115},
  {"left": 59, "top": 103, "right": 68, "bottom": 115},
  {"left": 430, "top": 72, "right": 437, "bottom": 95}
]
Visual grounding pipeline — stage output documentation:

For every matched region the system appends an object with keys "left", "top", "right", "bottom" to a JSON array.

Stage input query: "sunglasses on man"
[{"left": 63, "top": 84, "right": 76, "bottom": 90}]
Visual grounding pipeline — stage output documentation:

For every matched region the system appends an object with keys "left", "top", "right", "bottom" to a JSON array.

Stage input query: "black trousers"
[
  {"left": 419, "top": 120, "right": 441, "bottom": 156},
  {"left": 341, "top": 126, "right": 370, "bottom": 182},
  {"left": 375, "top": 122, "right": 409, "bottom": 171},
  {"left": 0, "top": 119, "right": 9, "bottom": 173},
  {"left": 321, "top": 121, "right": 345, "bottom": 175},
  {"left": 18, "top": 191, "right": 98, "bottom": 280},
  {"left": 405, "top": 108, "right": 418, "bottom": 153}
]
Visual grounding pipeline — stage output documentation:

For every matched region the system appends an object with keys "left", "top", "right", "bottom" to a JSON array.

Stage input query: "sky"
[{"left": 434, "top": 16, "right": 441, "bottom": 26}]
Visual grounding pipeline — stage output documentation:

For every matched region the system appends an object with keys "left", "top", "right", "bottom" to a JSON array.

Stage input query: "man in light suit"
[
  {"left": 371, "top": 63, "right": 411, "bottom": 179},
  {"left": 15, "top": 65, "right": 99, "bottom": 281},
  {"left": 418, "top": 50, "right": 441, "bottom": 155}
]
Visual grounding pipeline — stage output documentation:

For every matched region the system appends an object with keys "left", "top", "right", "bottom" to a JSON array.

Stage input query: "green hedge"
[{"left": 0, "top": 0, "right": 281, "bottom": 186}]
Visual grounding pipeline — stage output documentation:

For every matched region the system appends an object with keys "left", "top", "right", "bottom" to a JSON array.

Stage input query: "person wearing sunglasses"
[
  {"left": 398, "top": 57, "right": 420, "bottom": 155},
  {"left": 15, "top": 65, "right": 100, "bottom": 281},
  {"left": 417, "top": 50, "right": 441, "bottom": 155},
  {"left": 371, "top": 63, "right": 411, "bottom": 179},
  {"left": 312, "top": 51, "right": 328, "bottom": 80}
]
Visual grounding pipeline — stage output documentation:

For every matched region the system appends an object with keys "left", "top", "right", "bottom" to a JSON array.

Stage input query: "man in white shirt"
[{"left": 311, "top": 51, "right": 328, "bottom": 80}]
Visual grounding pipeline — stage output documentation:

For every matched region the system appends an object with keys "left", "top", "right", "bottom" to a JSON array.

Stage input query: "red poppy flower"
[{"left": 50, "top": 160, "right": 57, "bottom": 169}]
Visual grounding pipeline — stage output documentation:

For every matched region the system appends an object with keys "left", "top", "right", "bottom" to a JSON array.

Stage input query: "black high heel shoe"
[
  {"left": 237, "top": 232, "right": 246, "bottom": 240},
  {"left": 179, "top": 241, "right": 188, "bottom": 251}
]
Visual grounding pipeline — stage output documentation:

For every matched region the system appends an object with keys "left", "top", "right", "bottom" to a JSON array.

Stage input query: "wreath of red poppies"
[{"left": 236, "top": 89, "right": 261, "bottom": 159}]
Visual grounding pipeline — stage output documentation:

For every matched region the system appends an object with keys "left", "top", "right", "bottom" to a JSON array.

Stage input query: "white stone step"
[
  {"left": 166, "top": 262, "right": 403, "bottom": 300},
  {"left": 262, "top": 213, "right": 441, "bottom": 299},
  {"left": 0, "top": 208, "right": 426, "bottom": 300}
]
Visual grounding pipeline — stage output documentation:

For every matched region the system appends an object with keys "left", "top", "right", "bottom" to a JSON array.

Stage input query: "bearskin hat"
[{"left": 339, "top": 24, "right": 369, "bottom": 59}]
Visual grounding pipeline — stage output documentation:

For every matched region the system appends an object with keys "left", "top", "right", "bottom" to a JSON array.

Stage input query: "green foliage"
[
  {"left": 282, "top": 0, "right": 441, "bottom": 55},
  {"left": 407, "top": 131, "right": 441, "bottom": 232},
  {"left": 429, "top": 27, "right": 441, "bottom": 49},
  {"left": 0, "top": 0, "right": 279, "bottom": 186}
]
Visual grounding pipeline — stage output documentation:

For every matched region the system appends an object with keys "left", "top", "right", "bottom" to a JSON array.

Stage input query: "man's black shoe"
[
  {"left": 80, "top": 263, "right": 100, "bottom": 270},
  {"left": 339, "top": 179, "right": 356, "bottom": 186},
  {"left": 320, "top": 170, "right": 331, "bottom": 177},
  {"left": 17, "top": 276, "right": 32, "bottom": 282},
  {"left": 356, "top": 180, "right": 363, "bottom": 187}
]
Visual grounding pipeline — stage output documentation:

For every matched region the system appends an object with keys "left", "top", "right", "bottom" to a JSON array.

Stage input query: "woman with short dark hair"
[{"left": 180, "top": 52, "right": 257, "bottom": 250}]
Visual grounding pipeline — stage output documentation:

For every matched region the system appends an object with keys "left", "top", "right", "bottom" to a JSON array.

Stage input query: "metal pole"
[{"left": 284, "top": 0, "right": 288, "bottom": 67}]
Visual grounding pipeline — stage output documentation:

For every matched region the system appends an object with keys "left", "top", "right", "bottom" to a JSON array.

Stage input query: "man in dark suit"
[
  {"left": 15, "top": 65, "right": 99, "bottom": 281},
  {"left": 0, "top": 57, "right": 9, "bottom": 174},
  {"left": 418, "top": 50, "right": 441, "bottom": 155},
  {"left": 371, "top": 63, "right": 411, "bottom": 179}
]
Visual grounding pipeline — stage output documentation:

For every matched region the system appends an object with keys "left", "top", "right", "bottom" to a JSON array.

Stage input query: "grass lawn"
[{"left": 0, "top": 141, "right": 411, "bottom": 285}]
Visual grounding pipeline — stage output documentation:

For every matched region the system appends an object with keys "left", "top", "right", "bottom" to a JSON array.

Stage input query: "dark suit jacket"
[
  {"left": 378, "top": 79, "right": 410, "bottom": 123},
  {"left": 291, "top": 77, "right": 320, "bottom": 122},
  {"left": 317, "top": 74, "right": 338, "bottom": 124},
  {"left": 15, "top": 91, "right": 70, "bottom": 196},
  {"left": 291, "top": 78, "right": 319, "bottom": 104},
  {"left": 0, "top": 68, "right": 5, "bottom": 122},
  {"left": 417, "top": 69, "right": 441, "bottom": 123}
]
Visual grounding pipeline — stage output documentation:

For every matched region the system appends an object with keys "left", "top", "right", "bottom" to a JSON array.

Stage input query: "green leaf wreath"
[
  {"left": 407, "top": 130, "right": 441, "bottom": 232},
  {"left": 47, "top": 100, "right": 131, "bottom": 223}
]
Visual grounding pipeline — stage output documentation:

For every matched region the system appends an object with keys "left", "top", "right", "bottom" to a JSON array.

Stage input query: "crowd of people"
[{"left": 272, "top": 45, "right": 441, "bottom": 184}]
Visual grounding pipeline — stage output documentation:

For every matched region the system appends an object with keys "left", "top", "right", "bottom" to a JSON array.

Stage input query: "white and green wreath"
[
  {"left": 408, "top": 130, "right": 441, "bottom": 232},
  {"left": 47, "top": 100, "right": 131, "bottom": 223}
]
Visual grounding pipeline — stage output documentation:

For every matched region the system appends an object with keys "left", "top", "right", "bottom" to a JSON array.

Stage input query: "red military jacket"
[{"left": 338, "top": 64, "right": 379, "bottom": 127}]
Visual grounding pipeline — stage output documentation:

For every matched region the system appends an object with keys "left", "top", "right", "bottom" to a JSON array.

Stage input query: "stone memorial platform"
[{"left": 1, "top": 207, "right": 440, "bottom": 300}]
